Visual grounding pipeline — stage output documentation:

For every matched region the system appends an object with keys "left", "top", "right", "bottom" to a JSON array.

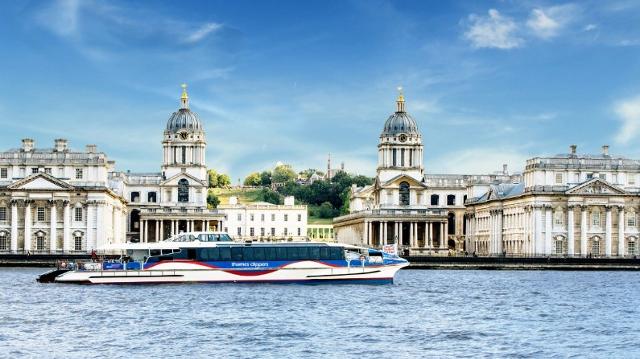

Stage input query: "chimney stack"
[
  {"left": 602, "top": 145, "right": 609, "bottom": 156},
  {"left": 54, "top": 138, "right": 68, "bottom": 152},
  {"left": 86, "top": 144, "right": 97, "bottom": 153},
  {"left": 570, "top": 144, "right": 577, "bottom": 155},
  {"left": 502, "top": 164, "right": 508, "bottom": 175},
  {"left": 21, "top": 138, "right": 34, "bottom": 152}
]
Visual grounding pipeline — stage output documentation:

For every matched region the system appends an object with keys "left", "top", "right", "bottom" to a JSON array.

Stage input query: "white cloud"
[
  {"left": 527, "top": 5, "right": 578, "bottom": 39},
  {"left": 35, "top": 0, "right": 81, "bottom": 37},
  {"left": 583, "top": 24, "right": 597, "bottom": 31},
  {"left": 614, "top": 95, "right": 640, "bottom": 145},
  {"left": 185, "top": 22, "right": 222, "bottom": 43},
  {"left": 464, "top": 9, "right": 522, "bottom": 49}
]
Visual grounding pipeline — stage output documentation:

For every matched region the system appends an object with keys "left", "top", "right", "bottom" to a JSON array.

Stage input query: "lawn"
[{"left": 211, "top": 188, "right": 264, "bottom": 204}]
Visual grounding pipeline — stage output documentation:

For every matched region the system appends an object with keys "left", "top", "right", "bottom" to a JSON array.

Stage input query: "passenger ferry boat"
[{"left": 51, "top": 231, "right": 409, "bottom": 284}]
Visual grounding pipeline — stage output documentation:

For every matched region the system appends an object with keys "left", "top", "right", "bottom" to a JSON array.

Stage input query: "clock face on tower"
[
  {"left": 179, "top": 132, "right": 189, "bottom": 140},
  {"left": 399, "top": 134, "right": 407, "bottom": 142}
]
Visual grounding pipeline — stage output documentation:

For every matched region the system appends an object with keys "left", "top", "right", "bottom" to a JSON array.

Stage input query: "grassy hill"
[{"left": 211, "top": 188, "right": 264, "bottom": 205}]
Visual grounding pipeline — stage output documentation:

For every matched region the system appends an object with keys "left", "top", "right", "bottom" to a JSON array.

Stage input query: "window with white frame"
[
  {"left": 36, "top": 234, "right": 45, "bottom": 250},
  {"left": 555, "top": 239, "right": 564, "bottom": 254},
  {"left": 613, "top": 174, "right": 618, "bottom": 184},
  {"left": 592, "top": 211, "right": 601, "bottom": 227},
  {"left": 237, "top": 227, "right": 241, "bottom": 236},
  {"left": 74, "top": 236, "right": 82, "bottom": 251},
  {"left": 250, "top": 214, "right": 254, "bottom": 221},
  {"left": 74, "top": 207, "right": 83, "bottom": 222},
  {"left": 284, "top": 228, "right": 288, "bottom": 236},
  {"left": 260, "top": 228, "right": 265, "bottom": 236},
  {"left": 592, "top": 240, "right": 600, "bottom": 255},
  {"left": 297, "top": 228, "right": 301, "bottom": 236},
  {"left": 31, "top": 168, "right": 39, "bottom": 174},
  {"left": 250, "top": 227, "right": 254, "bottom": 236},
  {"left": 629, "top": 175, "right": 636, "bottom": 186},
  {"left": 297, "top": 214, "right": 302, "bottom": 221},
  {"left": 628, "top": 240, "right": 636, "bottom": 255},
  {"left": 271, "top": 214, "right": 275, "bottom": 221},
  {"left": 37, "top": 207, "right": 45, "bottom": 222},
  {"left": 270, "top": 227, "right": 275, "bottom": 236},
  {"left": 261, "top": 214, "right": 265, "bottom": 222},
  {"left": 628, "top": 214, "right": 636, "bottom": 227},
  {"left": 0, "top": 168, "right": 6, "bottom": 178},
  {"left": 0, "top": 233, "right": 7, "bottom": 250},
  {"left": 44, "top": 168, "right": 52, "bottom": 175},
  {"left": 237, "top": 213, "right": 242, "bottom": 221},
  {"left": 284, "top": 214, "right": 288, "bottom": 221},
  {"left": 0, "top": 207, "right": 6, "bottom": 221},
  {"left": 555, "top": 173, "right": 563, "bottom": 184},
  {"left": 75, "top": 168, "right": 83, "bottom": 179}
]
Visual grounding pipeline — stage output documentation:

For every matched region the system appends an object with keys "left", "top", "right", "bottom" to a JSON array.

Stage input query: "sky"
[{"left": 1, "top": 0, "right": 640, "bottom": 183}]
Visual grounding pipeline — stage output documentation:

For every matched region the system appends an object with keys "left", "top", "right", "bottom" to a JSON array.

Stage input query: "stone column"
[
  {"left": 50, "top": 201, "right": 57, "bottom": 253},
  {"left": 155, "top": 220, "right": 160, "bottom": 242},
  {"left": 379, "top": 221, "right": 383, "bottom": 247},
  {"left": 440, "top": 222, "right": 446, "bottom": 249},
  {"left": 383, "top": 221, "right": 388, "bottom": 245},
  {"left": 489, "top": 211, "right": 495, "bottom": 254},
  {"left": 581, "top": 206, "right": 588, "bottom": 257},
  {"left": 567, "top": 205, "right": 575, "bottom": 256},
  {"left": 363, "top": 220, "right": 369, "bottom": 245},
  {"left": 63, "top": 201, "right": 71, "bottom": 252},
  {"left": 605, "top": 206, "right": 612, "bottom": 257},
  {"left": 159, "top": 220, "right": 164, "bottom": 241},
  {"left": 429, "top": 222, "right": 433, "bottom": 248},
  {"left": 10, "top": 200, "right": 18, "bottom": 253},
  {"left": 24, "top": 201, "right": 32, "bottom": 252},
  {"left": 618, "top": 206, "right": 625, "bottom": 257},
  {"left": 544, "top": 206, "right": 552, "bottom": 255},
  {"left": 398, "top": 222, "right": 403, "bottom": 246},
  {"left": 141, "top": 220, "right": 146, "bottom": 243},
  {"left": 423, "top": 222, "right": 428, "bottom": 248},
  {"left": 534, "top": 205, "right": 542, "bottom": 256},
  {"left": 496, "top": 210, "right": 503, "bottom": 255},
  {"left": 96, "top": 203, "right": 104, "bottom": 250}
]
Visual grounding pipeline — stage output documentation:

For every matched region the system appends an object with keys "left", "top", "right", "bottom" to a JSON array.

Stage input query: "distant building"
[
  {"left": 217, "top": 196, "right": 307, "bottom": 241},
  {"left": 465, "top": 145, "right": 640, "bottom": 257},
  {"left": 333, "top": 89, "right": 520, "bottom": 255}
]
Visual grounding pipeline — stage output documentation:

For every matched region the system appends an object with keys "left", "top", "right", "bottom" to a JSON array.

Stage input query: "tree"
[
  {"left": 217, "top": 173, "right": 231, "bottom": 188},
  {"left": 317, "top": 201, "right": 338, "bottom": 218},
  {"left": 207, "top": 191, "right": 220, "bottom": 209},
  {"left": 244, "top": 172, "right": 261, "bottom": 186},
  {"left": 258, "top": 188, "right": 283, "bottom": 205},
  {"left": 207, "top": 169, "right": 218, "bottom": 188},
  {"left": 272, "top": 164, "right": 297, "bottom": 184},
  {"left": 260, "top": 171, "right": 272, "bottom": 186}
]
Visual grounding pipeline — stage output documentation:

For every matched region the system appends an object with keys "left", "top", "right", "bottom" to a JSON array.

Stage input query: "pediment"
[
  {"left": 380, "top": 174, "right": 427, "bottom": 188},
  {"left": 8, "top": 173, "right": 74, "bottom": 190},
  {"left": 566, "top": 178, "right": 626, "bottom": 195},
  {"left": 160, "top": 172, "right": 206, "bottom": 186}
]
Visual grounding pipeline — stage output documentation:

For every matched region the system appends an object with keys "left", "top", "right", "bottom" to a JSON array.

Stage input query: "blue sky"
[{"left": 1, "top": 0, "right": 640, "bottom": 182}]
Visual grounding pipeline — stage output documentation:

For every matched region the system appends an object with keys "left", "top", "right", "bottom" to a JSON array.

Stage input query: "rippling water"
[{"left": 1, "top": 268, "right": 639, "bottom": 358}]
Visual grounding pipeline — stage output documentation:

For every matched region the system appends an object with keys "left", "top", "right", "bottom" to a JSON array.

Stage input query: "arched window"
[
  {"left": 592, "top": 239, "right": 600, "bottom": 256},
  {"left": 399, "top": 182, "right": 410, "bottom": 205},
  {"left": 431, "top": 194, "right": 439, "bottom": 206},
  {"left": 555, "top": 238, "right": 565, "bottom": 255},
  {"left": 36, "top": 232, "right": 45, "bottom": 251},
  {"left": 628, "top": 239, "right": 636, "bottom": 256},
  {"left": 178, "top": 179, "right": 189, "bottom": 203},
  {"left": 74, "top": 232, "right": 83, "bottom": 251}
]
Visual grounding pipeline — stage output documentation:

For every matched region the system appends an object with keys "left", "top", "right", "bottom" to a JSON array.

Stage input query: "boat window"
[
  {"left": 309, "top": 247, "right": 320, "bottom": 260},
  {"left": 158, "top": 255, "right": 173, "bottom": 262},
  {"left": 207, "top": 248, "right": 219, "bottom": 261},
  {"left": 298, "top": 247, "right": 309, "bottom": 260},
  {"left": 198, "top": 248, "right": 209, "bottom": 260},
  {"left": 242, "top": 247, "right": 254, "bottom": 260},
  {"left": 198, "top": 234, "right": 208, "bottom": 242},
  {"left": 287, "top": 247, "right": 300, "bottom": 260},
  {"left": 219, "top": 234, "right": 232, "bottom": 242},
  {"left": 161, "top": 249, "right": 173, "bottom": 255},
  {"left": 150, "top": 249, "right": 161, "bottom": 256},
  {"left": 276, "top": 247, "right": 287, "bottom": 260},
  {"left": 320, "top": 247, "right": 330, "bottom": 260},
  {"left": 253, "top": 247, "right": 266, "bottom": 261},
  {"left": 219, "top": 247, "right": 231, "bottom": 261},
  {"left": 329, "top": 247, "right": 344, "bottom": 260},
  {"left": 231, "top": 247, "right": 243, "bottom": 261},
  {"left": 265, "top": 247, "right": 277, "bottom": 261},
  {"left": 208, "top": 234, "right": 219, "bottom": 242},
  {"left": 188, "top": 235, "right": 197, "bottom": 242}
]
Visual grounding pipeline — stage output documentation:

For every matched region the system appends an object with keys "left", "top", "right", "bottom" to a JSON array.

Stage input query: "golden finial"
[
  {"left": 180, "top": 83, "right": 189, "bottom": 109},
  {"left": 396, "top": 86, "right": 405, "bottom": 112}
]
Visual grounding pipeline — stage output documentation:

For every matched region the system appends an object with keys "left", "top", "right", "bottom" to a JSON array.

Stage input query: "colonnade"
[
  {"left": 363, "top": 220, "right": 447, "bottom": 249},
  {"left": 139, "top": 218, "right": 222, "bottom": 242}
]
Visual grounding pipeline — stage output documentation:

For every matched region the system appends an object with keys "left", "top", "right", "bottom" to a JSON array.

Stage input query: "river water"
[{"left": 0, "top": 268, "right": 638, "bottom": 358}]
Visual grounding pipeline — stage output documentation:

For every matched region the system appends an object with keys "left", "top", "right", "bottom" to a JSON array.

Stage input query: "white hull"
[{"left": 55, "top": 261, "right": 407, "bottom": 284}]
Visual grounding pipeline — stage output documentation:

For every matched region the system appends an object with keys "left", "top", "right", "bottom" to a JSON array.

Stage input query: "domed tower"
[
  {"left": 162, "top": 84, "right": 207, "bottom": 181},
  {"left": 377, "top": 87, "right": 424, "bottom": 182}
]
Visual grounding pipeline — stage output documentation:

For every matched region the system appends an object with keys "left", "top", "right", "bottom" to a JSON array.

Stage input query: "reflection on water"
[{"left": 1, "top": 268, "right": 639, "bottom": 358}]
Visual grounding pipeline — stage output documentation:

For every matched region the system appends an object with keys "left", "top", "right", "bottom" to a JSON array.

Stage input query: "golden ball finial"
[
  {"left": 181, "top": 83, "right": 188, "bottom": 100},
  {"left": 397, "top": 86, "right": 404, "bottom": 102}
]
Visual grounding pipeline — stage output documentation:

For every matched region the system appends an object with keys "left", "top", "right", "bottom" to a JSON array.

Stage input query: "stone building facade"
[
  {"left": 465, "top": 145, "right": 640, "bottom": 257},
  {"left": 333, "top": 90, "right": 519, "bottom": 255},
  {"left": 0, "top": 139, "right": 127, "bottom": 253}
]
